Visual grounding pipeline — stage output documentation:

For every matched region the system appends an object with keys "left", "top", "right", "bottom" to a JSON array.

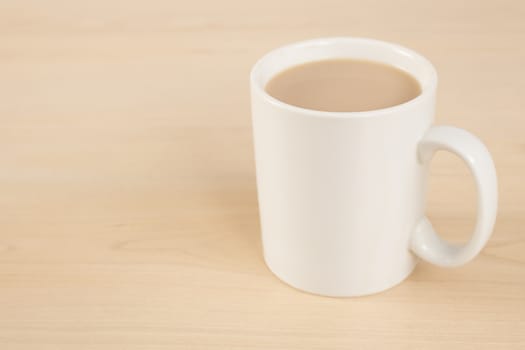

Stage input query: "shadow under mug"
[{"left": 250, "top": 37, "right": 498, "bottom": 297}]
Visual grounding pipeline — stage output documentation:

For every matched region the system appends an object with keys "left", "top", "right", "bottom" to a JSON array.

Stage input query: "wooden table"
[{"left": 1, "top": 1, "right": 524, "bottom": 348}]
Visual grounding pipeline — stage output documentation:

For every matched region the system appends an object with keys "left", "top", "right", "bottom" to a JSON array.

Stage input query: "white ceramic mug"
[{"left": 250, "top": 37, "right": 498, "bottom": 297}]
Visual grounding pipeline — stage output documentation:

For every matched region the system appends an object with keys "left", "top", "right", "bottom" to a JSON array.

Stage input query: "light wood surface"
[{"left": 1, "top": 1, "right": 524, "bottom": 348}]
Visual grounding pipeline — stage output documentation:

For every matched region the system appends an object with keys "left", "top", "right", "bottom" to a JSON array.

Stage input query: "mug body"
[{"left": 250, "top": 38, "right": 438, "bottom": 296}]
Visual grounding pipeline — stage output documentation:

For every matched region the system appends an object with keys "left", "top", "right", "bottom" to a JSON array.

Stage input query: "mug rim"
[{"left": 250, "top": 37, "right": 438, "bottom": 119}]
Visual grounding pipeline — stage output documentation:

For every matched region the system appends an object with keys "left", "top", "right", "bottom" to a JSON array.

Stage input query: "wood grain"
[{"left": 1, "top": 0, "right": 524, "bottom": 348}]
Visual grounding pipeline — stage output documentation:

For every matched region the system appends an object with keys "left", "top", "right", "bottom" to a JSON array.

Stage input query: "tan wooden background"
[{"left": 1, "top": 0, "right": 524, "bottom": 348}]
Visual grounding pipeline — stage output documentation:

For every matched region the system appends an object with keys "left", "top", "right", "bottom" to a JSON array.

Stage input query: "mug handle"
[{"left": 411, "top": 126, "right": 498, "bottom": 267}]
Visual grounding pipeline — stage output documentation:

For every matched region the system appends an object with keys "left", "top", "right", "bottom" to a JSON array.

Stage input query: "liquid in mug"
[{"left": 265, "top": 59, "right": 422, "bottom": 112}]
